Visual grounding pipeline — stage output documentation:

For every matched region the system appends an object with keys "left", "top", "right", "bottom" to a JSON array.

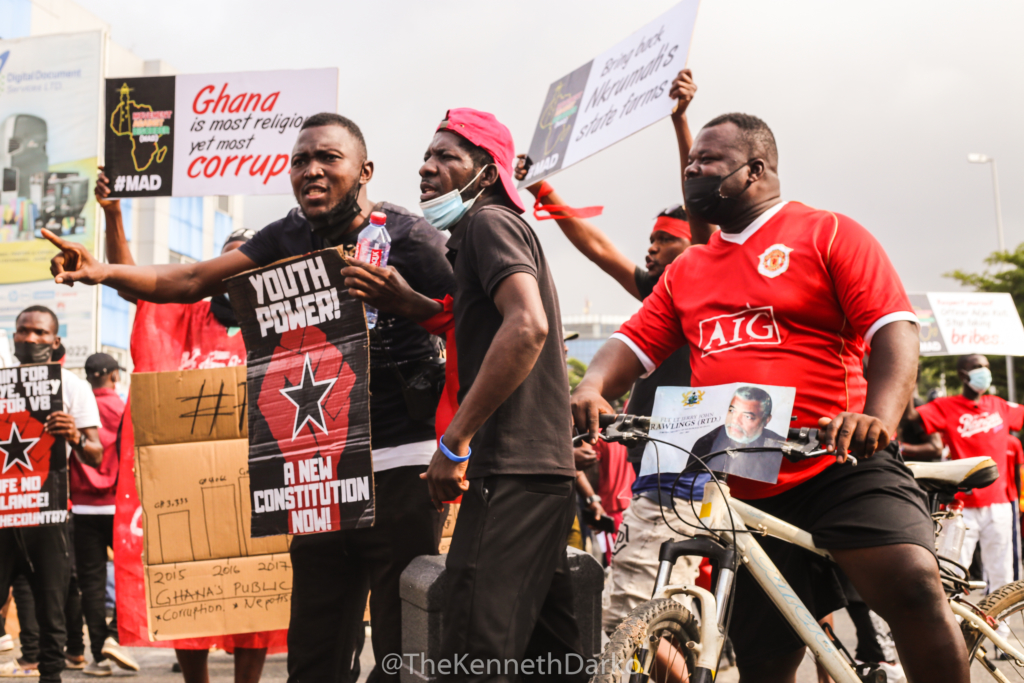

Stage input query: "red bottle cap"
[{"left": 370, "top": 211, "right": 387, "bottom": 226}]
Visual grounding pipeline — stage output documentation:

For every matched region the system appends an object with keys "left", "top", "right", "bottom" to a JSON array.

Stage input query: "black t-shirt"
[
  {"left": 445, "top": 195, "right": 574, "bottom": 479},
  {"left": 241, "top": 203, "right": 456, "bottom": 450},
  {"left": 634, "top": 266, "right": 657, "bottom": 299},
  {"left": 627, "top": 266, "right": 692, "bottom": 466}
]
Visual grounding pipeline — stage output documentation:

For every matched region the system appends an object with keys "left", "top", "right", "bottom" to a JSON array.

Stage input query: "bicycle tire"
[
  {"left": 592, "top": 597, "right": 702, "bottom": 683},
  {"left": 962, "top": 580, "right": 1024, "bottom": 662}
]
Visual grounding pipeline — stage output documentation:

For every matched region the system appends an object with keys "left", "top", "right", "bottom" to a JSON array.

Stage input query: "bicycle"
[{"left": 584, "top": 413, "right": 1021, "bottom": 683}]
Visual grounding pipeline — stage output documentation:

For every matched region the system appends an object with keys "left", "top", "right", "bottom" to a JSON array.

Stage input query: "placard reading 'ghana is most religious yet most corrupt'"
[
  {"left": 0, "top": 364, "right": 66, "bottom": 528},
  {"left": 226, "top": 248, "right": 373, "bottom": 538},
  {"left": 104, "top": 68, "right": 337, "bottom": 198},
  {"left": 519, "top": 0, "right": 700, "bottom": 187}
]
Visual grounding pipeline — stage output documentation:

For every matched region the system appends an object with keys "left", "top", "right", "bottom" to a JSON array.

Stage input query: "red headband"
[{"left": 652, "top": 215, "right": 691, "bottom": 241}]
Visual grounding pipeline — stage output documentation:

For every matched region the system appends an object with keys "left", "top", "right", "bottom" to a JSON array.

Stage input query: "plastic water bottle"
[
  {"left": 354, "top": 211, "right": 391, "bottom": 329},
  {"left": 936, "top": 500, "right": 967, "bottom": 562}
]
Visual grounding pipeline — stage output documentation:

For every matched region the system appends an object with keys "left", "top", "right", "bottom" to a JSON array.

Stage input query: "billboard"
[
  {"left": 0, "top": 31, "right": 103, "bottom": 367},
  {"left": 104, "top": 68, "right": 338, "bottom": 198}
]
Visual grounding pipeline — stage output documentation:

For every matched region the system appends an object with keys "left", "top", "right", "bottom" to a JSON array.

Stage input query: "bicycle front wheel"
[
  {"left": 593, "top": 597, "right": 703, "bottom": 683},
  {"left": 962, "top": 580, "right": 1024, "bottom": 675}
]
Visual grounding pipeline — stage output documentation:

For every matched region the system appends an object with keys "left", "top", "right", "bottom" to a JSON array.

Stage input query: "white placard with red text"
[
  {"left": 172, "top": 69, "right": 338, "bottom": 196},
  {"left": 921, "top": 292, "right": 1024, "bottom": 356}
]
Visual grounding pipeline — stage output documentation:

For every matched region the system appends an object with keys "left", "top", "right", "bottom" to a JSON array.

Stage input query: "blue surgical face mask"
[
  {"left": 967, "top": 367, "right": 993, "bottom": 393},
  {"left": 419, "top": 165, "right": 491, "bottom": 231}
]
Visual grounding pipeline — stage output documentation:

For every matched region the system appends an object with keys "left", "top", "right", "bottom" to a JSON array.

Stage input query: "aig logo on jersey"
[
  {"left": 698, "top": 306, "right": 781, "bottom": 356},
  {"left": 757, "top": 244, "right": 793, "bottom": 279}
]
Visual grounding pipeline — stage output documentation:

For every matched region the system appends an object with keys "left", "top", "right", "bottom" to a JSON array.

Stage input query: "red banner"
[{"left": 113, "top": 300, "right": 286, "bottom": 651}]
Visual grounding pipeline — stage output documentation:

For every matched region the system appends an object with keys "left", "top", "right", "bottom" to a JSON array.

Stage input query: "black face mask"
[
  {"left": 683, "top": 160, "right": 754, "bottom": 225},
  {"left": 309, "top": 180, "right": 363, "bottom": 246},
  {"left": 14, "top": 341, "right": 54, "bottom": 365}
]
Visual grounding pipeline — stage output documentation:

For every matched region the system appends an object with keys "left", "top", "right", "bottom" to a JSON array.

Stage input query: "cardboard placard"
[
  {"left": 226, "top": 248, "right": 373, "bottom": 537},
  {"left": 131, "top": 366, "right": 247, "bottom": 447},
  {"left": 519, "top": 0, "right": 699, "bottom": 186},
  {"left": 0, "top": 364, "right": 66, "bottom": 528},
  {"left": 131, "top": 365, "right": 291, "bottom": 639},
  {"left": 144, "top": 553, "right": 292, "bottom": 640},
  {"left": 103, "top": 68, "right": 338, "bottom": 198},
  {"left": 136, "top": 440, "right": 288, "bottom": 564}
]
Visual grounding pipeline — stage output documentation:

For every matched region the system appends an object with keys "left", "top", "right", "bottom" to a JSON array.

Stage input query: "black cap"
[{"left": 84, "top": 353, "right": 123, "bottom": 377}]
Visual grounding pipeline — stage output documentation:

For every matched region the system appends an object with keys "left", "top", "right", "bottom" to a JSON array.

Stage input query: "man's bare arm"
[
  {"left": 45, "top": 229, "right": 256, "bottom": 303},
  {"left": 515, "top": 161, "right": 640, "bottom": 299},
  {"left": 819, "top": 321, "right": 919, "bottom": 458},
  {"left": 442, "top": 272, "right": 549, "bottom": 449},
  {"left": 669, "top": 69, "right": 716, "bottom": 245},
  {"left": 901, "top": 433, "right": 944, "bottom": 461},
  {"left": 570, "top": 339, "right": 646, "bottom": 441},
  {"left": 95, "top": 169, "right": 135, "bottom": 268}
]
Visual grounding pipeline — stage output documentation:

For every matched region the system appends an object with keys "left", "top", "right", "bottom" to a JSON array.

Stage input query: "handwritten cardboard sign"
[
  {"left": 226, "top": 248, "right": 373, "bottom": 537},
  {"left": 0, "top": 363, "right": 66, "bottom": 528},
  {"left": 519, "top": 0, "right": 700, "bottom": 186},
  {"left": 130, "top": 365, "right": 291, "bottom": 640}
]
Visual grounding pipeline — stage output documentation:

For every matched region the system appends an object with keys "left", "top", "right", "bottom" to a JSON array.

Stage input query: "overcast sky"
[{"left": 80, "top": 0, "right": 1024, "bottom": 318}]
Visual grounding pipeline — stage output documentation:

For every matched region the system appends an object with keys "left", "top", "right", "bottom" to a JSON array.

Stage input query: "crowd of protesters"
[{"left": 0, "top": 63, "right": 1018, "bottom": 683}]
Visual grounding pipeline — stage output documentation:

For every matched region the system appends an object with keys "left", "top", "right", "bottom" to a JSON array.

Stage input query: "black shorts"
[{"left": 727, "top": 445, "right": 935, "bottom": 667}]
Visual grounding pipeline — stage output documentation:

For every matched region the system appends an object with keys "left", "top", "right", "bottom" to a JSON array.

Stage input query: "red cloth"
[
  {"left": 419, "top": 295, "right": 459, "bottom": 440},
  {"left": 615, "top": 202, "right": 915, "bottom": 500},
  {"left": 651, "top": 215, "right": 691, "bottom": 241},
  {"left": 594, "top": 440, "right": 634, "bottom": 516},
  {"left": 917, "top": 394, "right": 1024, "bottom": 508},
  {"left": 532, "top": 182, "right": 603, "bottom": 222},
  {"left": 113, "top": 300, "right": 287, "bottom": 652},
  {"left": 68, "top": 388, "right": 123, "bottom": 507}
]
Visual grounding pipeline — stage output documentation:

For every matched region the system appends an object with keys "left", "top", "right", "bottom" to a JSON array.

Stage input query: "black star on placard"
[
  {"left": 280, "top": 354, "right": 337, "bottom": 440},
  {"left": 1, "top": 423, "right": 39, "bottom": 474}
]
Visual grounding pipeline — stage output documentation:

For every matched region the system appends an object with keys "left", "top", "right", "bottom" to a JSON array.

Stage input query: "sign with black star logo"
[
  {"left": 279, "top": 353, "right": 337, "bottom": 440},
  {"left": 1, "top": 423, "right": 39, "bottom": 474}
]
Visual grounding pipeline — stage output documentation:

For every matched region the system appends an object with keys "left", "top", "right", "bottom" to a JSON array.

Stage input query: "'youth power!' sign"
[
  {"left": 104, "top": 68, "right": 337, "bottom": 197},
  {"left": 520, "top": 0, "right": 699, "bottom": 186},
  {"left": 226, "top": 249, "right": 373, "bottom": 537}
]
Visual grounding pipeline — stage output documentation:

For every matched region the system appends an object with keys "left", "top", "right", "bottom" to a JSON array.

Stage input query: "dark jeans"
[
  {"left": 439, "top": 475, "right": 587, "bottom": 683},
  {"left": 16, "top": 521, "right": 83, "bottom": 663},
  {"left": 287, "top": 465, "right": 444, "bottom": 683},
  {"left": 0, "top": 525, "right": 71, "bottom": 683},
  {"left": 73, "top": 514, "right": 117, "bottom": 661}
]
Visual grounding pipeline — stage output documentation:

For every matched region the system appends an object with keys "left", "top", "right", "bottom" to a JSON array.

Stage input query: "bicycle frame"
[{"left": 649, "top": 490, "right": 1024, "bottom": 681}]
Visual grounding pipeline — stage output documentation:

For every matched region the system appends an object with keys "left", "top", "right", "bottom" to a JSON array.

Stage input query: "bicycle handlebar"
[{"left": 577, "top": 413, "right": 829, "bottom": 462}]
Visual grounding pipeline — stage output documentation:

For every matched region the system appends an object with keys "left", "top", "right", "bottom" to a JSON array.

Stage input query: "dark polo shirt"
[{"left": 445, "top": 194, "right": 574, "bottom": 479}]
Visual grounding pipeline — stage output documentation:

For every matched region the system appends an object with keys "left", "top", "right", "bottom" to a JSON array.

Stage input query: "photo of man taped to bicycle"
[{"left": 642, "top": 383, "right": 796, "bottom": 485}]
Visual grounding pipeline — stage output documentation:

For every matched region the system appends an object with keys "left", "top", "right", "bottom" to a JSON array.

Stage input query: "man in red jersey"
[
  {"left": 907, "top": 354, "right": 1024, "bottom": 592},
  {"left": 572, "top": 113, "right": 968, "bottom": 682}
]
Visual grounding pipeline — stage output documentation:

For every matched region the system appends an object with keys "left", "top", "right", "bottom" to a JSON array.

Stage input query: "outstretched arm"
[
  {"left": 514, "top": 162, "right": 641, "bottom": 299},
  {"left": 669, "top": 69, "right": 716, "bottom": 245},
  {"left": 45, "top": 230, "right": 256, "bottom": 303}
]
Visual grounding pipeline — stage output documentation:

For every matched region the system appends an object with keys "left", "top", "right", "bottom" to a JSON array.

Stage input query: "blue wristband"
[{"left": 439, "top": 435, "right": 471, "bottom": 463}]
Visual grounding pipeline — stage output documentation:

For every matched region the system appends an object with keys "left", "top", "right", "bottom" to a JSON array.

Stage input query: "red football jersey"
[
  {"left": 614, "top": 201, "right": 916, "bottom": 499},
  {"left": 917, "top": 394, "right": 1024, "bottom": 508}
]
